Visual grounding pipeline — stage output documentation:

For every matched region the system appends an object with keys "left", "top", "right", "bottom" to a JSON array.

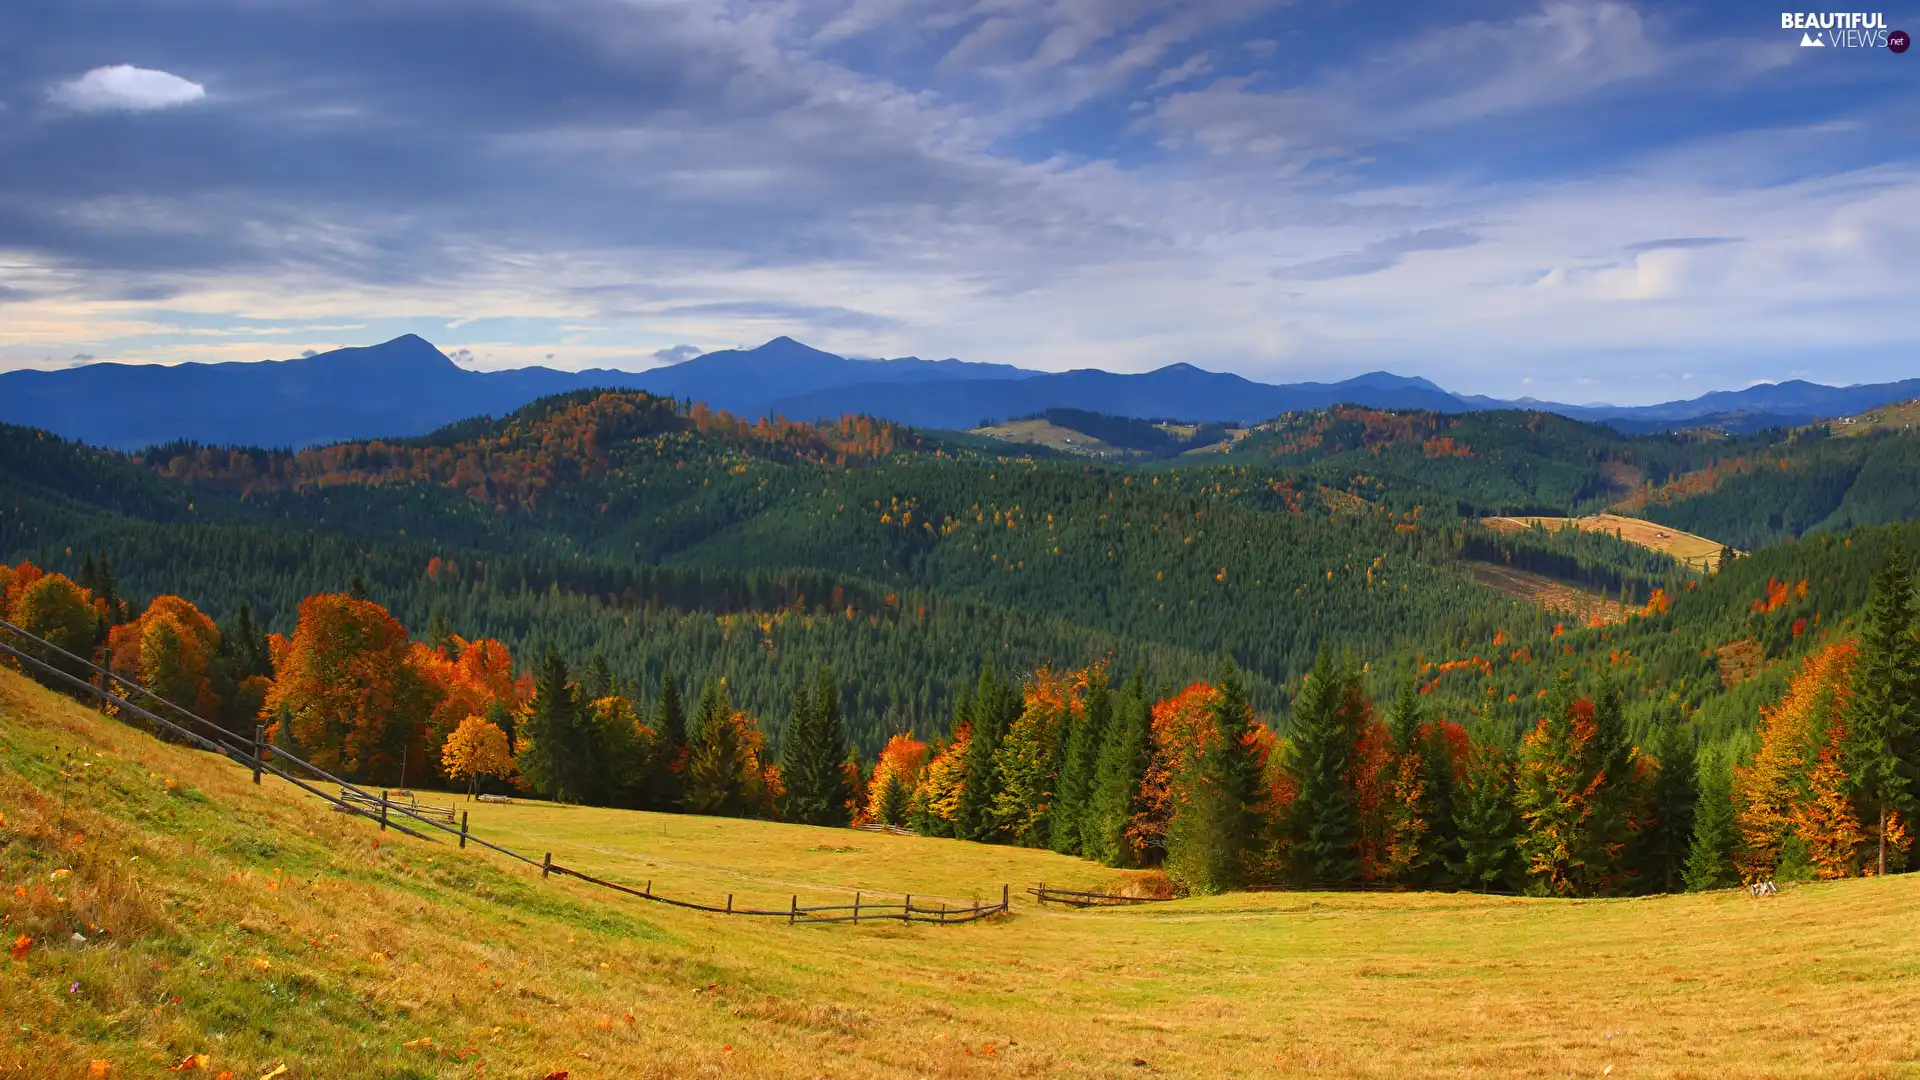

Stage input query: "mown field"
[
  {"left": 5, "top": 667, "right": 1920, "bottom": 1080},
  {"left": 1482, "top": 513, "right": 1727, "bottom": 571}
]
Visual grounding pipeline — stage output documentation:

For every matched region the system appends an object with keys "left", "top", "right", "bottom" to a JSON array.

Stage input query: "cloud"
[
  {"left": 1624, "top": 236, "right": 1742, "bottom": 252},
  {"left": 650, "top": 344, "right": 703, "bottom": 364},
  {"left": 1273, "top": 228, "right": 1482, "bottom": 281},
  {"left": 49, "top": 65, "right": 205, "bottom": 113}
]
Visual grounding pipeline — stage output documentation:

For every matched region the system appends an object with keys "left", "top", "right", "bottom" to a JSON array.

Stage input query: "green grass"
[{"left": 6, "top": 667, "right": 1920, "bottom": 1079}]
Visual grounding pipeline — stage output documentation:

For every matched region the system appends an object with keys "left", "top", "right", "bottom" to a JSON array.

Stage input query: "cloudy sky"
[{"left": 2, "top": 0, "right": 1916, "bottom": 402}]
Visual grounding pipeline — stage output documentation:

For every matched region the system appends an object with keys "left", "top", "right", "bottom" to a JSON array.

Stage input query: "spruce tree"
[
  {"left": 1085, "top": 670, "right": 1153, "bottom": 866},
  {"left": 1285, "top": 652, "right": 1363, "bottom": 886},
  {"left": 1450, "top": 735, "right": 1522, "bottom": 893},
  {"left": 643, "top": 671, "right": 686, "bottom": 811},
  {"left": 1843, "top": 545, "right": 1920, "bottom": 876},
  {"left": 1414, "top": 719, "right": 1463, "bottom": 888},
  {"left": 956, "top": 666, "right": 1015, "bottom": 842},
  {"left": 684, "top": 679, "right": 753, "bottom": 817},
  {"left": 874, "top": 767, "right": 911, "bottom": 826},
  {"left": 583, "top": 653, "right": 615, "bottom": 703},
  {"left": 1684, "top": 753, "right": 1741, "bottom": 891},
  {"left": 781, "top": 669, "right": 852, "bottom": 826},
  {"left": 1639, "top": 705, "right": 1699, "bottom": 893},
  {"left": 516, "top": 647, "right": 594, "bottom": 803},
  {"left": 1050, "top": 669, "right": 1112, "bottom": 855}
]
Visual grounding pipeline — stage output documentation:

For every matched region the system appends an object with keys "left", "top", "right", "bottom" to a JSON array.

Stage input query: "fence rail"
[
  {"left": 0, "top": 617, "right": 1010, "bottom": 928},
  {"left": 1030, "top": 883, "right": 1178, "bottom": 907}
]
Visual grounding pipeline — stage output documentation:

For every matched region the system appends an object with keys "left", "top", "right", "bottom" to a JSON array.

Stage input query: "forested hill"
[{"left": 4, "top": 388, "right": 1919, "bottom": 761}]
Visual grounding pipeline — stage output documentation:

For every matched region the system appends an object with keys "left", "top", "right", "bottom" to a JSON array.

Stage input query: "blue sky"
[{"left": 1, "top": 0, "right": 1916, "bottom": 403}]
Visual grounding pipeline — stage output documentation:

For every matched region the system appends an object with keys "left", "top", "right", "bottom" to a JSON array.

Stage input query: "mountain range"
[{"left": 1, "top": 334, "right": 1914, "bottom": 450}]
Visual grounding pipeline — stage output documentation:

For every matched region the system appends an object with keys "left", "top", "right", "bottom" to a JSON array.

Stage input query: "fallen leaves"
[
  {"left": 10, "top": 933, "right": 29, "bottom": 960},
  {"left": 403, "top": 1036, "right": 433, "bottom": 1049},
  {"left": 258, "top": 1066, "right": 289, "bottom": 1080},
  {"left": 88, "top": 1062, "right": 110, "bottom": 1079},
  {"left": 167, "top": 1053, "right": 211, "bottom": 1072}
]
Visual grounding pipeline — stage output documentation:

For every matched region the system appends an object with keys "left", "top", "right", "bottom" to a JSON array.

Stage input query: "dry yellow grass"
[
  {"left": 1466, "top": 562, "right": 1632, "bottom": 625},
  {"left": 969, "top": 419, "right": 1130, "bottom": 459},
  {"left": 1482, "top": 512, "right": 1728, "bottom": 571},
  {"left": 1832, "top": 398, "right": 1920, "bottom": 437},
  {"left": 6, "top": 667, "right": 1920, "bottom": 1079}
]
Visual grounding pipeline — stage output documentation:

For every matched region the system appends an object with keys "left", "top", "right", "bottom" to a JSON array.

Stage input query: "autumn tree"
[
  {"left": 864, "top": 734, "right": 928, "bottom": 827},
  {"left": 1164, "top": 665, "right": 1268, "bottom": 894},
  {"left": 911, "top": 725, "right": 972, "bottom": 837},
  {"left": 1127, "top": 680, "right": 1220, "bottom": 862},
  {"left": 1733, "top": 641, "right": 1858, "bottom": 882},
  {"left": 106, "top": 596, "right": 223, "bottom": 719},
  {"left": 588, "top": 693, "right": 654, "bottom": 807},
  {"left": 442, "top": 715, "right": 515, "bottom": 797},
  {"left": 10, "top": 571, "right": 98, "bottom": 674},
  {"left": 990, "top": 667, "right": 1081, "bottom": 847},
  {"left": 263, "top": 593, "right": 435, "bottom": 782},
  {"left": 1842, "top": 546, "right": 1919, "bottom": 875},
  {"left": 780, "top": 669, "right": 852, "bottom": 826},
  {"left": 1083, "top": 671, "right": 1154, "bottom": 866}
]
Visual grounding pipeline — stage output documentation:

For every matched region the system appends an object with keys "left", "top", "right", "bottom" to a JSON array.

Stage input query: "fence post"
[
  {"left": 459, "top": 811, "right": 468, "bottom": 850},
  {"left": 972, "top": 897, "right": 979, "bottom": 919},
  {"left": 726, "top": 894, "right": 733, "bottom": 914},
  {"left": 1002, "top": 884, "right": 1009, "bottom": 912},
  {"left": 904, "top": 894, "right": 911, "bottom": 922},
  {"left": 790, "top": 895, "right": 797, "bottom": 926},
  {"left": 379, "top": 791, "right": 389, "bottom": 831},
  {"left": 645, "top": 880, "right": 652, "bottom": 898},
  {"left": 542, "top": 852, "right": 552, "bottom": 878},
  {"left": 1037, "top": 881, "right": 1044, "bottom": 906},
  {"left": 99, "top": 648, "right": 112, "bottom": 713},
  {"left": 939, "top": 902, "right": 947, "bottom": 923},
  {"left": 252, "top": 725, "right": 264, "bottom": 785}
]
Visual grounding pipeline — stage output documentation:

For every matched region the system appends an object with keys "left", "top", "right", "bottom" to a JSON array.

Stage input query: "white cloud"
[{"left": 50, "top": 65, "right": 206, "bottom": 114}]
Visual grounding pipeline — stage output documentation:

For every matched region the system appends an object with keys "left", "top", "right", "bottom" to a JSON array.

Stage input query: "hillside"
[{"left": 8, "top": 668, "right": 1920, "bottom": 1078}]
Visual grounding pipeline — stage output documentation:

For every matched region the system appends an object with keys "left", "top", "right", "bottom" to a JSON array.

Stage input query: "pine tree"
[
  {"left": 1413, "top": 720, "right": 1464, "bottom": 888},
  {"left": 1380, "top": 679, "right": 1430, "bottom": 884},
  {"left": 1284, "top": 652, "right": 1364, "bottom": 886},
  {"left": 1514, "top": 675, "right": 1637, "bottom": 896},
  {"left": 1450, "top": 735, "right": 1522, "bottom": 893},
  {"left": 781, "top": 669, "right": 852, "bottom": 826},
  {"left": 1165, "top": 663, "right": 1265, "bottom": 894},
  {"left": 583, "top": 652, "right": 615, "bottom": 703},
  {"left": 1639, "top": 705, "right": 1699, "bottom": 893},
  {"left": 874, "top": 767, "right": 911, "bottom": 826},
  {"left": 1085, "top": 670, "right": 1153, "bottom": 866},
  {"left": 516, "top": 647, "right": 595, "bottom": 803},
  {"left": 1843, "top": 545, "right": 1920, "bottom": 876},
  {"left": 1050, "top": 669, "right": 1111, "bottom": 855},
  {"left": 643, "top": 671, "right": 686, "bottom": 811},
  {"left": 1684, "top": 754, "right": 1741, "bottom": 891}
]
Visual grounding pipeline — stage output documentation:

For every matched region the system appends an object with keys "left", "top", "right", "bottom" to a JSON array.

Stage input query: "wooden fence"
[
  {"left": 0, "top": 617, "right": 1011, "bottom": 928},
  {"left": 1029, "top": 883, "right": 1177, "bottom": 907}
]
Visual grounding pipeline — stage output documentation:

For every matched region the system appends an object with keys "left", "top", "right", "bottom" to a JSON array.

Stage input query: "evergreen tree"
[
  {"left": 1380, "top": 678, "right": 1430, "bottom": 884},
  {"left": 781, "top": 669, "right": 852, "bottom": 826},
  {"left": 955, "top": 666, "right": 1016, "bottom": 842},
  {"left": 1050, "top": 668, "right": 1111, "bottom": 855},
  {"left": 874, "top": 766, "right": 911, "bottom": 826},
  {"left": 1684, "top": 754, "right": 1741, "bottom": 891},
  {"left": 583, "top": 652, "right": 615, "bottom": 703},
  {"left": 1842, "top": 545, "right": 1920, "bottom": 876},
  {"left": 1085, "top": 670, "right": 1153, "bottom": 866},
  {"left": 1450, "top": 735, "right": 1522, "bottom": 893},
  {"left": 1285, "top": 652, "right": 1363, "bottom": 885},
  {"left": 1638, "top": 705, "right": 1699, "bottom": 893},
  {"left": 643, "top": 671, "right": 686, "bottom": 811},
  {"left": 516, "top": 647, "right": 595, "bottom": 803},
  {"left": 1413, "top": 719, "right": 1463, "bottom": 888},
  {"left": 1515, "top": 675, "right": 1637, "bottom": 895},
  {"left": 684, "top": 678, "right": 755, "bottom": 817},
  {"left": 1165, "top": 663, "right": 1265, "bottom": 894}
]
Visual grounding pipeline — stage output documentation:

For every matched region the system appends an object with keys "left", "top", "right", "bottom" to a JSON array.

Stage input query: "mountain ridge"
[{"left": 2, "top": 333, "right": 1912, "bottom": 450}]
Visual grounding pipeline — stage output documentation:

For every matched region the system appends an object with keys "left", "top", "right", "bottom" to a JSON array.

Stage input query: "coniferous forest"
[{"left": 5, "top": 389, "right": 1920, "bottom": 896}]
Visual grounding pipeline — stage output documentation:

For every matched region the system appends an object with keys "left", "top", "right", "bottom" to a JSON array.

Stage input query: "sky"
[{"left": 1, "top": 1, "right": 1916, "bottom": 404}]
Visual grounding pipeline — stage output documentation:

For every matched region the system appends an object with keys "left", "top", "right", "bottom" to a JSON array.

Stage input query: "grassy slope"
[{"left": 7, "top": 670, "right": 1920, "bottom": 1079}]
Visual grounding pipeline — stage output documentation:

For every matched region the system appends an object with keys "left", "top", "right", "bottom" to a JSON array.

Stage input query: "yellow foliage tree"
[{"left": 441, "top": 715, "right": 515, "bottom": 797}]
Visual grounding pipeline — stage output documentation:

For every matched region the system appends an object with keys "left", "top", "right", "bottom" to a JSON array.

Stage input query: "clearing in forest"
[
  {"left": 1465, "top": 562, "right": 1633, "bottom": 625},
  {"left": 6, "top": 667, "right": 1920, "bottom": 1079},
  {"left": 1481, "top": 512, "right": 1728, "bottom": 571},
  {"left": 969, "top": 417, "right": 1131, "bottom": 458}
]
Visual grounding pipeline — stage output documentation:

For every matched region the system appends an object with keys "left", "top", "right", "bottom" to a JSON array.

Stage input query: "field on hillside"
[
  {"left": 1466, "top": 562, "right": 1633, "bottom": 625},
  {"left": 969, "top": 418, "right": 1130, "bottom": 458},
  {"left": 7, "top": 668, "right": 1920, "bottom": 1080},
  {"left": 1835, "top": 398, "right": 1920, "bottom": 437},
  {"left": 1482, "top": 513, "right": 1727, "bottom": 571}
]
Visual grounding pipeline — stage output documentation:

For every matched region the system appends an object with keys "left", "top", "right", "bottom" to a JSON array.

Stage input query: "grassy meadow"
[{"left": 5, "top": 667, "right": 1920, "bottom": 1079}]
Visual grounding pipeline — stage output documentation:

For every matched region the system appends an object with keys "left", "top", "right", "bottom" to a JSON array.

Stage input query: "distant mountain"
[
  {"left": 1, "top": 332, "right": 1915, "bottom": 450},
  {"left": 769, "top": 366, "right": 1473, "bottom": 428}
]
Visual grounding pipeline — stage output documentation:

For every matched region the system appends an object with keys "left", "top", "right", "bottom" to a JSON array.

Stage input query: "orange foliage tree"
[
  {"left": 441, "top": 715, "right": 515, "bottom": 796},
  {"left": 1733, "top": 640, "right": 1862, "bottom": 881},
  {"left": 411, "top": 636, "right": 523, "bottom": 782},
  {"left": 864, "top": 734, "right": 929, "bottom": 826},
  {"left": 106, "top": 596, "right": 222, "bottom": 719},
  {"left": 989, "top": 668, "right": 1083, "bottom": 846},
  {"left": 6, "top": 569, "right": 97, "bottom": 660},
  {"left": 262, "top": 594, "right": 436, "bottom": 782}
]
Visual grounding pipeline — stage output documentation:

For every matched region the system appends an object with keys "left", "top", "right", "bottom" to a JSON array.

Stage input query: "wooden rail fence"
[
  {"left": 0, "top": 617, "right": 1011, "bottom": 928},
  {"left": 1029, "top": 883, "right": 1177, "bottom": 907}
]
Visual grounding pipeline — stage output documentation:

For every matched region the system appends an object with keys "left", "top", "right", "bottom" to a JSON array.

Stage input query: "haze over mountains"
[{"left": 1, "top": 334, "right": 1915, "bottom": 451}]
